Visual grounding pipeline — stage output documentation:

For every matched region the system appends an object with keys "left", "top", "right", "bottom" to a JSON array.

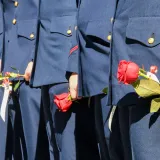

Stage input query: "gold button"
[
  {"left": 14, "top": 1, "right": 18, "bottom": 7},
  {"left": 107, "top": 34, "right": 112, "bottom": 41},
  {"left": 67, "top": 29, "right": 72, "bottom": 35},
  {"left": 148, "top": 37, "right": 154, "bottom": 44},
  {"left": 12, "top": 19, "right": 17, "bottom": 25},
  {"left": 30, "top": 33, "right": 34, "bottom": 39}
]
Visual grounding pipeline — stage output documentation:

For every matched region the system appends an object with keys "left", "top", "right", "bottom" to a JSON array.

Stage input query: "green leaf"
[
  {"left": 102, "top": 87, "right": 108, "bottom": 94},
  {"left": 0, "top": 73, "right": 3, "bottom": 77},
  {"left": 132, "top": 79, "right": 160, "bottom": 98},
  {"left": 150, "top": 98, "right": 160, "bottom": 113},
  {"left": 68, "top": 95, "right": 72, "bottom": 101},
  {"left": 10, "top": 66, "right": 19, "bottom": 73},
  {"left": 14, "top": 81, "right": 20, "bottom": 92},
  {"left": 11, "top": 66, "right": 18, "bottom": 71}
]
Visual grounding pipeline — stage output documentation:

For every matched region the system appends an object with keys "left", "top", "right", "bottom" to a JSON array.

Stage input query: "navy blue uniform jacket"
[
  {"left": 67, "top": 0, "right": 117, "bottom": 97},
  {"left": 2, "top": 0, "right": 39, "bottom": 75},
  {"left": 32, "top": 0, "right": 78, "bottom": 87}
]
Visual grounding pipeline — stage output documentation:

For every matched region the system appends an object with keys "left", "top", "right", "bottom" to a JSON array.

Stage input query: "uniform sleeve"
[{"left": 66, "top": 20, "right": 80, "bottom": 79}]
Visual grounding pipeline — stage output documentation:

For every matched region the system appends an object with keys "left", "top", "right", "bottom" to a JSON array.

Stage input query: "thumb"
[
  {"left": 69, "top": 73, "right": 78, "bottom": 100},
  {"left": 70, "top": 87, "right": 77, "bottom": 100},
  {"left": 24, "top": 61, "right": 33, "bottom": 81},
  {"left": 24, "top": 72, "right": 31, "bottom": 82}
]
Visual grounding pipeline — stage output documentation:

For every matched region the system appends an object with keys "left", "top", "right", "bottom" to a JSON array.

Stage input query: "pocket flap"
[
  {"left": 50, "top": 16, "right": 76, "bottom": 36},
  {"left": 17, "top": 19, "right": 37, "bottom": 40},
  {"left": 86, "top": 20, "right": 111, "bottom": 43},
  {"left": 126, "top": 17, "right": 160, "bottom": 47}
]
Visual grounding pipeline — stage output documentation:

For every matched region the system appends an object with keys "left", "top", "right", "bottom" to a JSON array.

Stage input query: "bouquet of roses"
[
  {"left": 117, "top": 60, "right": 160, "bottom": 113},
  {"left": 0, "top": 68, "right": 25, "bottom": 121},
  {"left": 0, "top": 67, "right": 24, "bottom": 91}
]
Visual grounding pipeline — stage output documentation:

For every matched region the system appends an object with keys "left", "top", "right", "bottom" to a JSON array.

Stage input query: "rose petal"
[{"left": 54, "top": 93, "right": 69, "bottom": 100}]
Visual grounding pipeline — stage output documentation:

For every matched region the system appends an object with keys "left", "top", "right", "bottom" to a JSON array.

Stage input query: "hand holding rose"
[
  {"left": 24, "top": 61, "right": 33, "bottom": 81},
  {"left": 69, "top": 73, "right": 78, "bottom": 100}
]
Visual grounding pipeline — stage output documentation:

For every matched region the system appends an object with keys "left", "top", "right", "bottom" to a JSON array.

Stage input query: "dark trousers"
[
  {"left": 0, "top": 81, "right": 42, "bottom": 160},
  {"left": 42, "top": 83, "right": 100, "bottom": 160},
  {"left": 110, "top": 93, "right": 160, "bottom": 160},
  {"left": 91, "top": 94, "right": 111, "bottom": 160}
]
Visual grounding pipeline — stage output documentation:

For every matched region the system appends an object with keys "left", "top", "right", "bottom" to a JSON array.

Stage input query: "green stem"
[
  {"left": 17, "top": 74, "right": 25, "bottom": 77},
  {"left": 139, "top": 71, "right": 149, "bottom": 79},
  {"left": 139, "top": 68, "right": 146, "bottom": 74}
]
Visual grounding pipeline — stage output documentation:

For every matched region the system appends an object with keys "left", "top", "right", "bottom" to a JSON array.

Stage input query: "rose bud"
[
  {"left": 54, "top": 93, "right": 72, "bottom": 112},
  {"left": 117, "top": 60, "right": 139, "bottom": 84},
  {"left": 150, "top": 66, "right": 158, "bottom": 74}
]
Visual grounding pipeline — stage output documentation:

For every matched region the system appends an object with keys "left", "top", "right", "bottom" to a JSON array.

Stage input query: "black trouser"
[{"left": 41, "top": 83, "right": 100, "bottom": 160}]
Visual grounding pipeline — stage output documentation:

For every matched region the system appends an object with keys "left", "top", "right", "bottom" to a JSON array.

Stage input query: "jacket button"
[
  {"left": 148, "top": 37, "right": 154, "bottom": 44},
  {"left": 107, "top": 34, "right": 112, "bottom": 41},
  {"left": 67, "top": 29, "right": 72, "bottom": 35},
  {"left": 12, "top": 19, "right": 17, "bottom": 25},
  {"left": 14, "top": 1, "right": 18, "bottom": 7},
  {"left": 30, "top": 33, "right": 35, "bottom": 39}
]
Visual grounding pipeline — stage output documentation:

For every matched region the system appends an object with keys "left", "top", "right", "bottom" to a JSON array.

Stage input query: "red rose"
[
  {"left": 54, "top": 93, "right": 72, "bottom": 112},
  {"left": 150, "top": 66, "right": 158, "bottom": 74},
  {"left": 117, "top": 60, "right": 139, "bottom": 84}
]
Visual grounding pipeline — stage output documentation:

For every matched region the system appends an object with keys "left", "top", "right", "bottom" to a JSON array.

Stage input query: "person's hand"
[
  {"left": 24, "top": 61, "right": 33, "bottom": 81},
  {"left": 69, "top": 73, "right": 78, "bottom": 100}
]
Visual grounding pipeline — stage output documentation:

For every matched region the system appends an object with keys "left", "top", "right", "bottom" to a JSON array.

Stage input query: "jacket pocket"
[
  {"left": 126, "top": 17, "right": 160, "bottom": 47},
  {"left": 85, "top": 19, "right": 111, "bottom": 44},
  {"left": 17, "top": 19, "right": 37, "bottom": 40},
  {"left": 50, "top": 15, "right": 76, "bottom": 37}
]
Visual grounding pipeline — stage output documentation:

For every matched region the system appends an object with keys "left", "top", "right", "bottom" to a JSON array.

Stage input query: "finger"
[
  {"left": 24, "top": 75, "right": 29, "bottom": 81},
  {"left": 70, "top": 88, "right": 77, "bottom": 100}
]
